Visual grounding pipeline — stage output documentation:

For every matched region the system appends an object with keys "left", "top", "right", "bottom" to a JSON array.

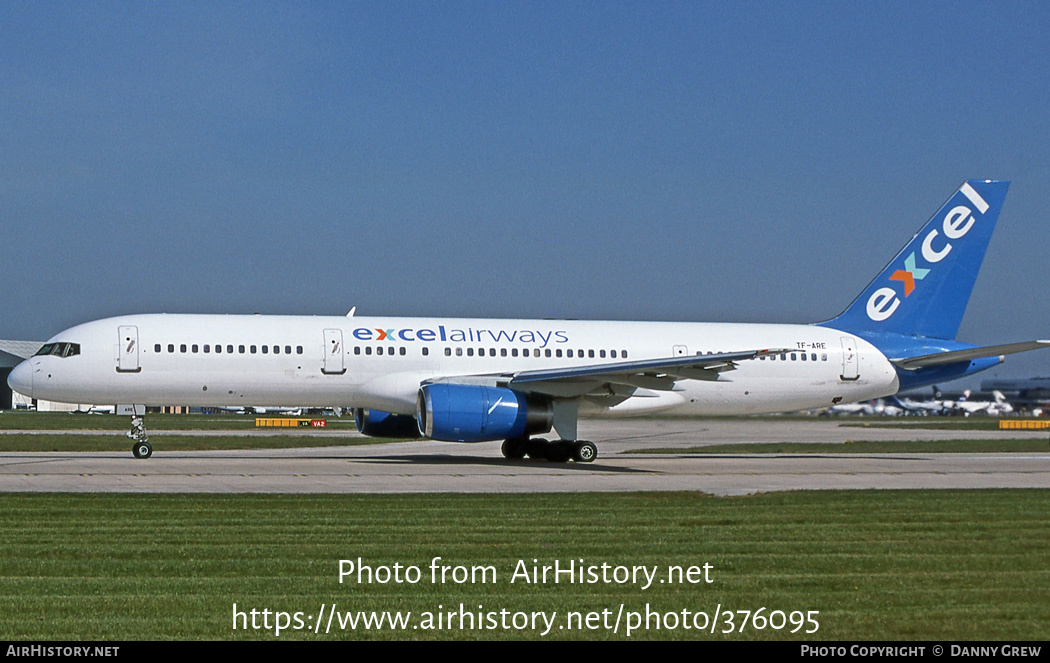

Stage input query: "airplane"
[
  {"left": 888, "top": 395, "right": 945, "bottom": 416},
  {"left": 8, "top": 180, "right": 1049, "bottom": 461},
  {"left": 892, "top": 389, "right": 1015, "bottom": 417},
  {"left": 941, "top": 390, "right": 1015, "bottom": 417},
  {"left": 823, "top": 399, "right": 904, "bottom": 417}
]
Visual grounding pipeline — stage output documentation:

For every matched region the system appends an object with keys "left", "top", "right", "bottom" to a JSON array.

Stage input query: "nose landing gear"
[{"left": 127, "top": 416, "right": 152, "bottom": 458}]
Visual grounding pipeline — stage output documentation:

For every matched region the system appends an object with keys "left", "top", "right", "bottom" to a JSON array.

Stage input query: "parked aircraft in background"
[
  {"left": 822, "top": 399, "right": 904, "bottom": 417},
  {"left": 945, "top": 390, "right": 1014, "bottom": 416},
  {"left": 980, "top": 377, "right": 1050, "bottom": 415},
  {"left": 9, "top": 180, "right": 1048, "bottom": 460},
  {"left": 890, "top": 388, "right": 1015, "bottom": 417}
]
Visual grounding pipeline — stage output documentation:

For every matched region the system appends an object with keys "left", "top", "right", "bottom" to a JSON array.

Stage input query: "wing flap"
[
  {"left": 506, "top": 348, "right": 790, "bottom": 397},
  {"left": 509, "top": 349, "right": 786, "bottom": 384},
  {"left": 422, "top": 348, "right": 791, "bottom": 399}
]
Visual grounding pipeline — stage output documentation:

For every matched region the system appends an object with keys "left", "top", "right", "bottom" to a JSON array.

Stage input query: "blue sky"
[{"left": 3, "top": 1, "right": 1049, "bottom": 385}]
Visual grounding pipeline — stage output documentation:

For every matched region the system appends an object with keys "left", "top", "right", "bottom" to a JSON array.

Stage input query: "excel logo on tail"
[{"left": 866, "top": 182, "right": 990, "bottom": 322}]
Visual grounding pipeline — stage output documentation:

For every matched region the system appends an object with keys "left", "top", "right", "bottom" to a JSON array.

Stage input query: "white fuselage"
[{"left": 12, "top": 314, "right": 900, "bottom": 418}]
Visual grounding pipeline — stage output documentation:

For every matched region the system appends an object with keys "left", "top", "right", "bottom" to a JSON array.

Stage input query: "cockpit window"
[{"left": 34, "top": 342, "right": 80, "bottom": 358}]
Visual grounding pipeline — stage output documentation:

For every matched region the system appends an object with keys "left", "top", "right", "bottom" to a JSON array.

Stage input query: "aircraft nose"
[{"left": 7, "top": 360, "right": 33, "bottom": 397}]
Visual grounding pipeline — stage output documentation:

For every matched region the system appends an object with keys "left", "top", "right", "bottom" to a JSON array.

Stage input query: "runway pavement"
[{"left": 1, "top": 418, "right": 1049, "bottom": 495}]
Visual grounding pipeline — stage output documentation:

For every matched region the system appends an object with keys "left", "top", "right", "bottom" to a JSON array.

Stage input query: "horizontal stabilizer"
[{"left": 891, "top": 340, "right": 1050, "bottom": 370}]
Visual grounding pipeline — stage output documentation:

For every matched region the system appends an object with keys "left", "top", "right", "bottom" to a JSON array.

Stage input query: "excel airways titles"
[{"left": 352, "top": 326, "right": 570, "bottom": 348}]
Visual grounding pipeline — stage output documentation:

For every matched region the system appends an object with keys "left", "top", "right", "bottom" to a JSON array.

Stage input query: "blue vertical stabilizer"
[{"left": 821, "top": 180, "right": 1009, "bottom": 341}]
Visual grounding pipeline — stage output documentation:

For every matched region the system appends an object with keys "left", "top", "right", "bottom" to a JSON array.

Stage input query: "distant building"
[
  {"left": 1, "top": 340, "right": 104, "bottom": 412},
  {"left": 0, "top": 340, "right": 42, "bottom": 410},
  {"left": 981, "top": 378, "right": 1050, "bottom": 412}
]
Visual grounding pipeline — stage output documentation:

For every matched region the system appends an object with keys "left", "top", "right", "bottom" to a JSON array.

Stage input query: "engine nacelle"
[
  {"left": 353, "top": 408, "right": 422, "bottom": 438},
  {"left": 416, "top": 384, "right": 553, "bottom": 442}
]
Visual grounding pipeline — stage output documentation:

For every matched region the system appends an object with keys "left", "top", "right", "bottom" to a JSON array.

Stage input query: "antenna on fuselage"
[{"left": 347, "top": 307, "right": 356, "bottom": 317}]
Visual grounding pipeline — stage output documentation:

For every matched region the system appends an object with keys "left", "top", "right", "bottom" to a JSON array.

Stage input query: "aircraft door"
[
  {"left": 840, "top": 336, "right": 859, "bottom": 381},
  {"left": 323, "top": 329, "right": 346, "bottom": 375},
  {"left": 117, "top": 325, "right": 140, "bottom": 373}
]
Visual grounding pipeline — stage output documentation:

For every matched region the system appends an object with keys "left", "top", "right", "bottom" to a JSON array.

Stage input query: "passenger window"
[
  {"left": 512, "top": 349, "right": 518, "bottom": 357},
  {"left": 250, "top": 345, "right": 257, "bottom": 354},
  {"left": 456, "top": 348, "right": 462, "bottom": 356},
  {"left": 354, "top": 347, "right": 361, "bottom": 355},
  {"left": 600, "top": 350, "right": 606, "bottom": 358},
  {"left": 400, "top": 347, "right": 406, "bottom": 356},
  {"left": 501, "top": 348, "right": 507, "bottom": 357},
  {"left": 611, "top": 350, "right": 617, "bottom": 359},
  {"left": 822, "top": 353, "right": 828, "bottom": 361},
  {"left": 154, "top": 344, "right": 161, "bottom": 353},
  {"left": 168, "top": 344, "right": 175, "bottom": 353},
  {"left": 588, "top": 350, "right": 595, "bottom": 358},
  {"left": 622, "top": 350, "right": 628, "bottom": 358},
  {"left": 239, "top": 345, "right": 246, "bottom": 354},
  {"left": 296, "top": 346, "right": 303, "bottom": 355},
  {"left": 790, "top": 353, "right": 797, "bottom": 361},
  {"left": 365, "top": 347, "right": 372, "bottom": 355},
  {"left": 467, "top": 348, "right": 474, "bottom": 357},
  {"left": 800, "top": 353, "right": 807, "bottom": 361},
  {"left": 180, "top": 344, "right": 187, "bottom": 353},
  {"left": 422, "top": 347, "right": 429, "bottom": 356},
  {"left": 811, "top": 353, "right": 817, "bottom": 362},
  {"left": 215, "top": 344, "right": 222, "bottom": 354},
  {"left": 285, "top": 346, "right": 292, "bottom": 355},
  {"left": 228, "top": 345, "right": 235, "bottom": 354},
  {"left": 545, "top": 349, "right": 551, "bottom": 358},
  {"left": 445, "top": 348, "right": 451, "bottom": 356},
  {"left": 262, "top": 346, "right": 268, "bottom": 354},
  {"left": 489, "top": 348, "right": 496, "bottom": 357},
  {"left": 556, "top": 349, "right": 562, "bottom": 358},
  {"left": 204, "top": 345, "right": 210, "bottom": 353},
  {"left": 273, "top": 345, "right": 280, "bottom": 354}
]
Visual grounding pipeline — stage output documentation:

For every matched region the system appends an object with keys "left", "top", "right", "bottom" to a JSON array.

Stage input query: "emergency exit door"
[
  {"left": 117, "top": 325, "right": 140, "bottom": 372},
  {"left": 840, "top": 337, "right": 859, "bottom": 381},
  {"left": 323, "top": 329, "right": 346, "bottom": 375}
]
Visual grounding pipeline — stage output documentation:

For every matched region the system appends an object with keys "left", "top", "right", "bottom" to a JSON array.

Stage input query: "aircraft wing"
[
  {"left": 428, "top": 348, "right": 791, "bottom": 401},
  {"left": 890, "top": 340, "right": 1050, "bottom": 370}
]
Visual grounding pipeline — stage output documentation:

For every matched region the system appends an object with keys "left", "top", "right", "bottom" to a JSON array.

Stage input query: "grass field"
[
  {"left": 0, "top": 411, "right": 395, "bottom": 451},
  {"left": 839, "top": 419, "right": 1009, "bottom": 431},
  {"left": 630, "top": 439, "right": 1050, "bottom": 455},
  {"left": 0, "top": 433, "right": 390, "bottom": 452},
  {"left": 0, "top": 490, "right": 1046, "bottom": 640},
  {"left": 5, "top": 411, "right": 1038, "bottom": 432},
  {"left": 0, "top": 411, "right": 359, "bottom": 431}
]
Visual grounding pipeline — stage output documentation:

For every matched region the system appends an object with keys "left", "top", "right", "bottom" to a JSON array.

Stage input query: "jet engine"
[
  {"left": 353, "top": 408, "right": 423, "bottom": 438},
  {"left": 416, "top": 384, "right": 553, "bottom": 442}
]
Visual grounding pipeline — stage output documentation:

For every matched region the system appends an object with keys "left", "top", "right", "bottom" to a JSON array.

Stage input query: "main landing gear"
[
  {"left": 127, "top": 416, "right": 152, "bottom": 459},
  {"left": 501, "top": 437, "right": 598, "bottom": 463}
]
